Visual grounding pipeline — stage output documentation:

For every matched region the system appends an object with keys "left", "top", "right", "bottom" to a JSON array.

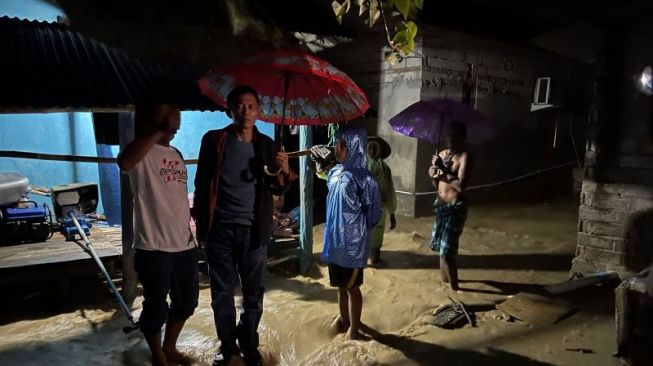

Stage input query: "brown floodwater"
[{"left": 0, "top": 201, "right": 621, "bottom": 366}]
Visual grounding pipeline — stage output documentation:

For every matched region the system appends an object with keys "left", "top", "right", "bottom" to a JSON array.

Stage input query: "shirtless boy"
[{"left": 427, "top": 121, "right": 471, "bottom": 291}]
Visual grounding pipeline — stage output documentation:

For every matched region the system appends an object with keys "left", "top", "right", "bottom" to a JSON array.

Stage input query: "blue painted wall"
[
  {"left": 0, "top": 111, "right": 275, "bottom": 225},
  {"left": 0, "top": 0, "right": 65, "bottom": 22},
  {"left": 0, "top": 112, "right": 103, "bottom": 212}
]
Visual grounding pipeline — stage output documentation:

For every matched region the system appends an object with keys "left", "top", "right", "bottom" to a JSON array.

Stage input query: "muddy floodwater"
[{"left": 0, "top": 201, "right": 621, "bottom": 365}]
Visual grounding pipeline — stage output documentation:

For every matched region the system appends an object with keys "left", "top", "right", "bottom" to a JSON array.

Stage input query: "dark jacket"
[{"left": 192, "top": 124, "right": 296, "bottom": 247}]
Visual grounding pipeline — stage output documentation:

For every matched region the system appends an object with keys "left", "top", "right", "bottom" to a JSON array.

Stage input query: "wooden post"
[
  {"left": 118, "top": 112, "right": 137, "bottom": 305},
  {"left": 299, "top": 125, "right": 313, "bottom": 274}
]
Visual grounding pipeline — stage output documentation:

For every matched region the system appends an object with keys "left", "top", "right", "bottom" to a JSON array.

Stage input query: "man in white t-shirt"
[{"left": 118, "top": 104, "right": 198, "bottom": 366}]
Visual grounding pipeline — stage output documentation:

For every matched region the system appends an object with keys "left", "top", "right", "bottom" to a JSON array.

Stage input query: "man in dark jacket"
[{"left": 193, "top": 85, "right": 295, "bottom": 366}]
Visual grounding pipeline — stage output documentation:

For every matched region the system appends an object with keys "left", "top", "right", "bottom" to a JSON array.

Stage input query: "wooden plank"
[
  {"left": 0, "top": 227, "right": 121, "bottom": 269},
  {"left": 544, "top": 271, "right": 618, "bottom": 294},
  {"left": 496, "top": 292, "right": 576, "bottom": 327},
  {"left": 0, "top": 260, "right": 119, "bottom": 287},
  {"left": 119, "top": 112, "right": 137, "bottom": 304}
]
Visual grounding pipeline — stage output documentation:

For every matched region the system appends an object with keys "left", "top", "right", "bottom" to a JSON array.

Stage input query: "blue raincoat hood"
[
  {"left": 322, "top": 127, "right": 382, "bottom": 268},
  {"left": 336, "top": 127, "right": 367, "bottom": 170}
]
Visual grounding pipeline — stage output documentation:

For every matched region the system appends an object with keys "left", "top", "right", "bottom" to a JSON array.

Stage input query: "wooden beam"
[
  {"left": 118, "top": 112, "right": 137, "bottom": 305},
  {"left": 299, "top": 125, "right": 314, "bottom": 274}
]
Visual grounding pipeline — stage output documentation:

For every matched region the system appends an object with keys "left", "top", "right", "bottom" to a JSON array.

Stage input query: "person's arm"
[
  {"left": 363, "top": 175, "right": 383, "bottom": 230},
  {"left": 192, "top": 132, "right": 216, "bottom": 220},
  {"left": 383, "top": 163, "right": 398, "bottom": 230},
  {"left": 117, "top": 130, "right": 166, "bottom": 171},
  {"left": 428, "top": 153, "right": 443, "bottom": 189},
  {"left": 448, "top": 152, "right": 469, "bottom": 193},
  {"left": 646, "top": 262, "right": 653, "bottom": 297},
  {"left": 269, "top": 145, "right": 297, "bottom": 196}
]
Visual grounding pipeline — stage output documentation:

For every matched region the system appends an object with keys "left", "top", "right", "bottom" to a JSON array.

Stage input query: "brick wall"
[
  {"left": 571, "top": 23, "right": 653, "bottom": 276},
  {"left": 574, "top": 180, "right": 653, "bottom": 276},
  {"left": 573, "top": 181, "right": 653, "bottom": 276}
]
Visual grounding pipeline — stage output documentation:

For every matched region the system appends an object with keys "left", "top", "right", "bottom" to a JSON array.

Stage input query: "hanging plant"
[{"left": 332, "top": 0, "right": 423, "bottom": 64}]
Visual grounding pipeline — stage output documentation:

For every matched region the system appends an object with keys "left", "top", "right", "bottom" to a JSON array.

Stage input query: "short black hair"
[
  {"left": 226, "top": 85, "right": 260, "bottom": 117},
  {"left": 448, "top": 121, "right": 467, "bottom": 141},
  {"left": 134, "top": 104, "right": 177, "bottom": 138}
]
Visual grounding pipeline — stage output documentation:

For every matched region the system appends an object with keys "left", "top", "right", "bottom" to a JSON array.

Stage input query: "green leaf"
[
  {"left": 391, "top": 21, "right": 418, "bottom": 54},
  {"left": 369, "top": 0, "right": 379, "bottom": 26},
  {"left": 332, "top": 1, "right": 343, "bottom": 24},
  {"left": 332, "top": 1, "right": 350, "bottom": 24},
  {"left": 414, "top": 0, "right": 424, "bottom": 10},
  {"left": 404, "top": 20, "right": 417, "bottom": 38},
  {"left": 392, "top": 0, "right": 411, "bottom": 19},
  {"left": 343, "top": 0, "right": 352, "bottom": 13},
  {"left": 358, "top": 0, "right": 368, "bottom": 16},
  {"left": 407, "top": 1, "right": 420, "bottom": 18},
  {"left": 370, "top": 9, "right": 381, "bottom": 25}
]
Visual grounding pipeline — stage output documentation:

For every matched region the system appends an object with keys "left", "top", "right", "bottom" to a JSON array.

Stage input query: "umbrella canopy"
[
  {"left": 388, "top": 98, "right": 493, "bottom": 145},
  {"left": 198, "top": 49, "right": 370, "bottom": 126}
]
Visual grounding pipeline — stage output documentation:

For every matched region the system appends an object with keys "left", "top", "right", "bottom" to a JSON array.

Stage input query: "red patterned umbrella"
[{"left": 198, "top": 49, "right": 370, "bottom": 128}]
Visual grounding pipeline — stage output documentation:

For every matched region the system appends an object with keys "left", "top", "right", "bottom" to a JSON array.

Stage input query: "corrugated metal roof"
[{"left": 0, "top": 16, "right": 220, "bottom": 112}]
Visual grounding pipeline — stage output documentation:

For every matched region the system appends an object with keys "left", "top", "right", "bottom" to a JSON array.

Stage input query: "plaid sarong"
[{"left": 430, "top": 199, "right": 467, "bottom": 258}]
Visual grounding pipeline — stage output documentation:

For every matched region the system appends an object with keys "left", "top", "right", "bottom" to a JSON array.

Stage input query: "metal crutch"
[{"left": 69, "top": 212, "right": 140, "bottom": 333}]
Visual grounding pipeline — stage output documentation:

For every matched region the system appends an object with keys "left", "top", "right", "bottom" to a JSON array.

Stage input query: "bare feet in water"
[
  {"left": 151, "top": 354, "right": 168, "bottom": 366},
  {"left": 345, "top": 328, "right": 371, "bottom": 341},
  {"left": 162, "top": 347, "right": 194, "bottom": 366},
  {"left": 330, "top": 315, "right": 350, "bottom": 334},
  {"left": 448, "top": 285, "right": 463, "bottom": 294},
  {"left": 345, "top": 322, "right": 373, "bottom": 341}
]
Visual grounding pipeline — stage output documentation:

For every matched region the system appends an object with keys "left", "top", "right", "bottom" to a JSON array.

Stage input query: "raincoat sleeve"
[
  {"left": 362, "top": 174, "right": 383, "bottom": 230},
  {"left": 383, "top": 162, "right": 397, "bottom": 214}
]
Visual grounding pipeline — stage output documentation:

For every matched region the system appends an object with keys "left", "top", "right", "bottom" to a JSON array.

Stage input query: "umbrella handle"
[{"left": 263, "top": 165, "right": 282, "bottom": 177}]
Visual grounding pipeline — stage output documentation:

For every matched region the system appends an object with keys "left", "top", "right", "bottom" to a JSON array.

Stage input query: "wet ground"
[{"left": 0, "top": 199, "right": 621, "bottom": 365}]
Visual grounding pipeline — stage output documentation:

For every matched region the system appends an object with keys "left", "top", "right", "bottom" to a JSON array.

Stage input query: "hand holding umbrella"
[
  {"left": 271, "top": 146, "right": 290, "bottom": 176},
  {"left": 388, "top": 98, "right": 493, "bottom": 177}
]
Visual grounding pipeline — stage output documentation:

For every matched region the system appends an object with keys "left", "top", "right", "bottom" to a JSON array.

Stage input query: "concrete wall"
[
  {"left": 319, "top": 35, "right": 425, "bottom": 216},
  {"left": 572, "top": 23, "right": 653, "bottom": 277},
  {"left": 416, "top": 27, "right": 587, "bottom": 214},
  {"left": 321, "top": 25, "right": 587, "bottom": 217}
]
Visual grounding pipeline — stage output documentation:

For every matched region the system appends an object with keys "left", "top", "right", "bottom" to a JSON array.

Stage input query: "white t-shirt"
[{"left": 129, "top": 144, "right": 193, "bottom": 252}]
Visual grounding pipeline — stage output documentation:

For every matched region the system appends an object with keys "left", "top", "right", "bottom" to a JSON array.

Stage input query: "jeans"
[{"left": 205, "top": 223, "right": 267, "bottom": 352}]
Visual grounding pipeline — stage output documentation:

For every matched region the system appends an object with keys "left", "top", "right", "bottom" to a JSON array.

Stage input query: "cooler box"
[{"left": 0, "top": 172, "right": 29, "bottom": 206}]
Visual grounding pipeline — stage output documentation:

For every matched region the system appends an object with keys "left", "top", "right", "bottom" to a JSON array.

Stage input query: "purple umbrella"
[{"left": 388, "top": 98, "right": 493, "bottom": 145}]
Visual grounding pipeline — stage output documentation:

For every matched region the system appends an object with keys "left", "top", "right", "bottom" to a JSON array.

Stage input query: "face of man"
[
  {"left": 163, "top": 109, "right": 181, "bottom": 141},
  {"left": 367, "top": 141, "right": 380, "bottom": 160},
  {"left": 231, "top": 93, "right": 259, "bottom": 129},
  {"left": 335, "top": 140, "right": 347, "bottom": 163}
]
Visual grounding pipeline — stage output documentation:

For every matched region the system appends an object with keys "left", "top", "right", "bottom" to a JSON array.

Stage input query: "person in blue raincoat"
[{"left": 322, "top": 127, "right": 382, "bottom": 340}]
